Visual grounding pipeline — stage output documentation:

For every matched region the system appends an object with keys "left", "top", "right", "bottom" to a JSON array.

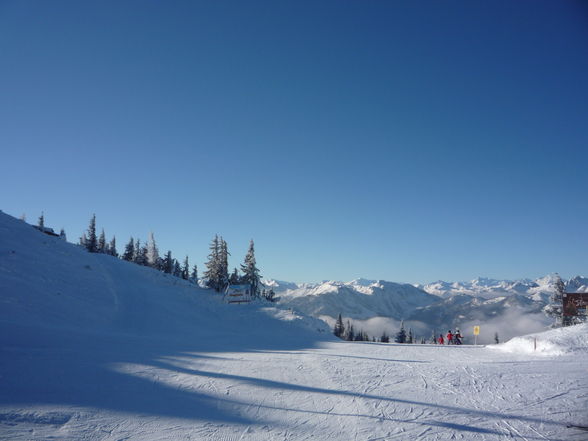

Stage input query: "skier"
[
  {"left": 454, "top": 329, "right": 463, "bottom": 345},
  {"left": 438, "top": 334, "right": 444, "bottom": 345},
  {"left": 446, "top": 330, "right": 453, "bottom": 345}
]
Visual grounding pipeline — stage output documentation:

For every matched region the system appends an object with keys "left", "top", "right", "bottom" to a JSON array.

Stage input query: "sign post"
[{"left": 473, "top": 326, "right": 480, "bottom": 345}]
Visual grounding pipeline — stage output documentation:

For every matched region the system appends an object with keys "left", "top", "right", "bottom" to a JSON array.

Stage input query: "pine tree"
[
  {"left": 219, "top": 238, "right": 230, "bottom": 291},
  {"left": 181, "top": 256, "right": 190, "bottom": 280},
  {"left": 395, "top": 320, "right": 407, "bottom": 343},
  {"left": 146, "top": 232, "right": 159, "bottom": 268},
  {"left": 59, "top": 228, "right": 67, "bottom": 241},
  {"left": 86, "top": 214, "right": 97, "bottom": 253},
  {"left": 264, "top": 289, "right": 276, "bottom": 302},
  {"left": 173, "top": 259, "right": 182, "bottom": 277},
  {"left": 342, "top": 320, "right": 354, "bottom": 341},
  {"left": 241, "top": 239, "right": 261, "bottom": 298},
  {"left": 494, "top": 332, "right": 500, "bottom": 344},
  {"left": 334, "top": 314, "right": 345, "bottom": 338},
  {"left": 408, "top": 328, "right": 414, "bottom": 344},
  {"left": 204, "top": 235, "right": 220, "bottom": 291},
  {"left": 122, "top": 237, "right": 134, "bottom": 261},
  {"left": 229, "top": 268, "right": 241, "bottom": 285},
  {"left": 79, "top": 232, "right": 88, "bottom": 248},
  {"left": 347, "top": 324, "right": 355, "bottom": 341},
  {"left": 203, "top": 236, "right": 231, "bottom": 292},
  {"left": 163, "top": 251, "right": 173, "bottom": 274},
  {"left": 190, "top": 264, "right": 198, "bottom": 284},
  {"left": 38, "top": 212, "right": 45, "bottom": 230},
  {"left": 380, "top": 331, "right": 389, "bottom": 343},
  {"left": 133, "top": 239, "right": 142, "bottom": 263},
  {"left": 108, "top": 236, "right": 118, "bottom": 257},
  {"left": 135, "top": 243, "right": 148, "bottom": 266},
  {"left": 97, "top": 229, "right": 106, "bottom": 253},
  {"left": 544, "top": 273, "right": 566, "bottom": 328}
]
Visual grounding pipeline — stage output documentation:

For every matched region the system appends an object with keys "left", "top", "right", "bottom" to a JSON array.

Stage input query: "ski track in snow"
[{"left": 2, "top": 342, "right": 586, "bottom": 441}]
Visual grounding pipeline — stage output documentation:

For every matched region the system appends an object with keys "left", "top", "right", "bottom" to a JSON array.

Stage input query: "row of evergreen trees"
[
  {"left": 203, "top": 235, "right": 262, "bottom": 296},
  {"left": 79, "top": 215, "right": 198, "bottom": 281},
  {"left": 333, "top": 314, "right": 374, "bottom": 342},
  {"left": 77, "top": 214, "right": 262, "bottom": 295},
  {"left": 79, "top": 215, "right": 118, "bottom": 257},
  {"left": 334, "top": 315, "right": 427, "bottom": 344}
]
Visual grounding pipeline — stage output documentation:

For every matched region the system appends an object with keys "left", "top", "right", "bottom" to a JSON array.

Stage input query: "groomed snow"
[{"left": 1, "top": 211, "right": 587, "bottom": 440}]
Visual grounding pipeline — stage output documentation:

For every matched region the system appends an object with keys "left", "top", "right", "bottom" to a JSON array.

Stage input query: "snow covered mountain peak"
[
  {"left": 275, "top": 278, "right": 438, "bottom": 321},
  {"left": 420, "top": 275, "right": 575, "bottom": 300},
  {"left": 470, "top": 277, "right": 503, "bottom": 287},
  {"left": 566, "top": 276, "right": 588, "bottom": 292},
  {"left": 347, "top": 278, "right": 378, "bottom": 287}
]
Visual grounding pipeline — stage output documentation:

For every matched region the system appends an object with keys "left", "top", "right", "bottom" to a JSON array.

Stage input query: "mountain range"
[{"left": 265, "top": 274, "right": 587, "bottom": 342}]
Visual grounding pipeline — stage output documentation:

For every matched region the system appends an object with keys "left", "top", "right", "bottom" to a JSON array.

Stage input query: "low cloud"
[
  {"left": 322, "top": 311, "right": 552, "bottom": 345},
  {"left": 460, "top": 311, "right": 551, "bottom": 345}
]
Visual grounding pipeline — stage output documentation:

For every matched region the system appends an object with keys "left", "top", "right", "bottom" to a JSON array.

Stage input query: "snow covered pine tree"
[
  {"left": 544, "top": 273, "right": 566, "bottom": 327},
  {"left": 85, "top": 214, "right": 97, "bottom": 253},
  {"left": 204, "top": 235, "right": 222, "bottom": 291},
  {"left": 240, "top": 239, "right": 261, "bottom": 298}
]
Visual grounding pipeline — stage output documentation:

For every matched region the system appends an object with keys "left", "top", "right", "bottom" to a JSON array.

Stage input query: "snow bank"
[{"left": 489, "top": 323, "right": 588, "bottom": 356}]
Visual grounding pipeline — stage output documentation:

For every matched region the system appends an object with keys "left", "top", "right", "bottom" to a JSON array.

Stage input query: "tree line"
[
  {"left": 334, "top": 315, "right": 430, "bottom": 344},
  {"left": 75, "top": 214, "right": 264, "bottom": 297}
]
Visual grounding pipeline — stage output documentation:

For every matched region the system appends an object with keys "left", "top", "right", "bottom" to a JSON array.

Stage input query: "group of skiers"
[{"left": 438, "top": 329, "right": 463, "bottom": 345}]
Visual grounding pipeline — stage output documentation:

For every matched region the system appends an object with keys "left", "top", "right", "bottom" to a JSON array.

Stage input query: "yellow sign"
[{"left": 473, "top": 326, "right": 480, "bottom": 335}]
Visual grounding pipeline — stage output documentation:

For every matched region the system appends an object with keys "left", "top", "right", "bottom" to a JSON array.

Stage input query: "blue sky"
[{"left": 1, "top": 1, "right": 587, "bottom": 283}]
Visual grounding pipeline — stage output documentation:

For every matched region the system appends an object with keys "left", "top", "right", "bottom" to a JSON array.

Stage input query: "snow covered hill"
[
  {"left": 0, "top": 211, "right": 328, "bottom": 340},
  {"left": 491, "top": 322, "right": 588, "bottom": 356},
  {"left": 1, "top": 210, "right": 587, "bottom": 440}
]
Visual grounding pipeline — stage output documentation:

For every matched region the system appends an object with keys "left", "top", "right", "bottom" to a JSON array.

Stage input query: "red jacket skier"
[
  {"left": 438, "top": 335, "right": 444, "bottom": 345},
  {"left": 446, "top": 331, "right": 453, "bottom": 345}
]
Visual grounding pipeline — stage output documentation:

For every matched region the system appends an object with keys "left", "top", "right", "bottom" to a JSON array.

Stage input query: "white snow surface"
[
  {"left": 490, "top": 323, "right": 588, "bottom": 356},
  {"left": 1, "top": 211, "right": 587, "bottom": 440}
]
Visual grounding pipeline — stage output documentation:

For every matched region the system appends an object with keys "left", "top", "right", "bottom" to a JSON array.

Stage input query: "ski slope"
[
  {"left": 2, "top": 332, "right": 587, "bottom": 441},
  {"left": 1, "top": 211, "right": 587, "bottom": 440}
]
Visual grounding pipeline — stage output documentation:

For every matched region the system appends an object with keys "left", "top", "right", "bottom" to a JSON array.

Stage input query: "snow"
[
  {"left": 490, "top": 323, "right": 588, "bottom": 356},
  {"left": 1, "top": 211, "right": 587, "bottom": 440}
]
